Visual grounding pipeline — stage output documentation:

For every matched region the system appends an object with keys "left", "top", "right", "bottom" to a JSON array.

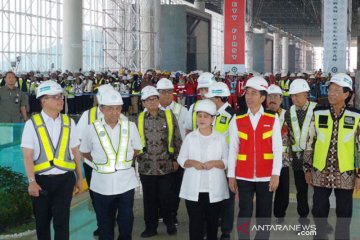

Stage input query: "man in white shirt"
[
  {"left": 21, "top": 80, "right": 83, "bottom": 240},
  {"left": 80, "top": 89, "right": 142, "bottom": 240},
  {"left": 227, "top": 76, "right": 282, "bottom": 240},
  {"left": 75, "top": 84, "right": 115, "bottom": 236}
]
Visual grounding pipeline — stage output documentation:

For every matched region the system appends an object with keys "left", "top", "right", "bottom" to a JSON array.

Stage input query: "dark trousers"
[
  {"left": 312, "top": 186, "right": 353, "bottom": 240},
  {"left": 185, "top": 193, "right": 223, "bottom": 240},
  {"left": 140, "top": 173, "right": 175, "bottom": 230},
  {"left": 274, "top": 167, "right": 290, "bottom": 218},
  {"left": 293, "top": 169, "right": 309, "bottom": 218},
  {"left": 237, "top": 180, "right": 273, "bottom": 240},
  {"left": 83, "top": 162, "right": 99, "bottom": 228},
  {"left": 93, "top": 189, "right": 135, "bottom": 240},
  {"left": 32, "top": 172, "right": 75, "bottom": 240},
  {"left": 220, "top": 188, "right": 235, "bottom": 234},
  {"left": 67, "top": 98, "right": 75, "bottom": 114},
  {"left": 172, "top": 167, "right": 184, "bottom": 219}
]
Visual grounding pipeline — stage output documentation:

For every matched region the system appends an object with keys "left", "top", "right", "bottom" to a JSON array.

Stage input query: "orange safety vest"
[{"left": 235, "top": 111, "right": 275, "bottom": 178}]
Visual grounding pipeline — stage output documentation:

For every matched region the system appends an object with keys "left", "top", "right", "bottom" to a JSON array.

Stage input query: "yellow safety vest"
[
  {"left": 213, "top": 104, "right": 234, "bottom": 143},
  {"left": 131, "top": 81, "right": 140, "bottom": 94},
  {"left": 31, "top": 113, "right": 75, "bottom": 173},
  {"left": 92, "top": 118, "right": 131, "bottom": 173},
  {"left": 192, "top": 101, "right": 200, "bottom": 130},
  {"left": 138, "top": 110, "right": 174, "bottom": 154},
  {"left": 313, "top": 108, "right": 360, "bottom": 172},
  {"left": 88, "top": 107, "right": 98, "bottom": 124},
  {"left": 172, "top": 102, "right": 182, "bottom": 121},
  {"left": 280, "top": 79, "right": 290, "bottom": 96},
  {"left": 290, "top": 102, "right": 317, "bottom": 152}
]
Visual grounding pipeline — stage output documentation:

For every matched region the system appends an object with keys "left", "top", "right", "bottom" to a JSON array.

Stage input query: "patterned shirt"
[
  {"left": 303, "top": 106, "right": 360, "bottom": 189},
  {"left": 285, "top": 101, "right": 310, "bottom": 170},
  {"left": 137, "top": 109, "right": 182, "bottom": 175}
]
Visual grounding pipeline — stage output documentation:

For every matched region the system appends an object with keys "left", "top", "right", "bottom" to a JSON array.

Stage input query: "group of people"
[
  {"left": 13, "top": 67, "right": 360, "bottom": 240},
  {"left": 2, "top": 68, "right": 354, "bottom": 123}
]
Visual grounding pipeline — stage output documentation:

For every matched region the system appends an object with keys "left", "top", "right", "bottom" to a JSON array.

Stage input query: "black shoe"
[
  {"left": 167, "top": 224, "right": 177, "bottom": 235},
  {"left": 220, "top": 233, "right": 231, "bottom": 240},
  {"left": 140, "top": 229, "right": 157, "bottom": 238},
  {"left": 274, "top": 217, "right": 285, "bottom": 224},
  {"left": 93, "top": 228, "right": 99, "bottom": 236},
  {"left": 174, "top": 217, "right": 178, "bottom": 226}
]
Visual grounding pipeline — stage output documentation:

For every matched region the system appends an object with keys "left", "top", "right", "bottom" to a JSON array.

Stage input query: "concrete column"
[
  {"left": 281, "top": 36, "right": 289, "bottom": 74},
  {"left": 140, "top": 0, "right": 160, "bottom": 70},
  {"left": 273, "top": 32, "right": 281, "bottom": 73},
  {"left": 245, "top": 0, "right": 253, "bottom": 72},
  {"left": 63, "top": 0, "right": 83, "bottom": 72},
  {"left": 253, "top": 29, "right": 265, "bottom": 73},
  {"left": 288, "top": 40, "right": 296, "bottom": 73},
  {"left": 355, "top": 7, "right": 360, "bottom": 109}
]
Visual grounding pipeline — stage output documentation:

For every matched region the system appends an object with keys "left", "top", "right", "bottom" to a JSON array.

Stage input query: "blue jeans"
[{"left": 93, "top": 189, "right": 135, "bottom": 240}]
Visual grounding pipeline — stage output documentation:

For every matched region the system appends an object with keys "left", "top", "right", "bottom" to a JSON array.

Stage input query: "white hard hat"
[
  {"left": 320, "top": 72, "right": 328, "bottom": 78},
  {"left": 141, "top": 86, "right": 159, "bottom": 100},
  {"left": 297, "top": 73, "right": 304, "bottom": 77},
  {"left": 309, "top": 75, "right": 315, "bottom": 79},
  {"left": 156, "top": 78, "right": 174, "bottom": 90},
  {"left": 100, "top": 89, "right": 123, "bottom": 106},
  {"left": 281, "top": 72, "right": 287, "bottom": 77},
  {"left": 329, "top": 73, "right": 353, "bottom": 90},
  {"left": 245, "top": 76, "right": 268, "bottom": 91},
  {"left": 97, "top": 84, "right": 115, "bottom": 105},
  {"left": 195, "top": 99, "right": 217, "bottom": 116},
  {"left": 205, "top": 82, "right": 230, "bottom": 98},
  {"left": 36, "top": 80, "right": 63, "bottom": 99},
  {"left": 197, "top": 72, "right": 215, "bottom": 89},
  {"left": 290, "top": 73, "right": 296, "bottom": 77},
  {"left": 289, "top": 79, "right": 310, "bottom": 94},
  {"left": 267, "top": 84, "right": 283, "bottom": 95},
  {"left": 228, "top": 71, "right": 237, "bottom": 76}
]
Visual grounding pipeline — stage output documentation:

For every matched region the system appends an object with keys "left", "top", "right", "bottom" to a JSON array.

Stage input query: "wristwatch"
[{"left": 28, "top": 177, "right": 35, "bottom": 183}]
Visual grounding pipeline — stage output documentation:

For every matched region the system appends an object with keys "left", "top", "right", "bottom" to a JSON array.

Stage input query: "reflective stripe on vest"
[
  {"left": 31, "top": 113, "right": 74, "bottom": 173},
  {"left": 172, "top": 102, "right": 182, "bottom": 121},
  {"left": 280, "top": 80, "right": 290, "bottom": 96},
  {"left": 313, "top": 109, "right": 359, "bottom": 172},
  {"left": 93, "top": 118, "right": 131, "bottom": 173},
  {"left": 214, "top": 107, "right": 233, "bottom": 143},
  {"left": 138, "top": 110, "right": 174, "bottom": 154},
  {"left": 192, "top": 101, "right": 200, "bottom": 130},
  {"left": 279, "top": 109, "right": 287, "bottom": 153},
  {"left": 88, "top": 107, "right": 98, "bottom": 124},
  {"left": 290, "top": 102, "right": 316, "bottom": 152}
]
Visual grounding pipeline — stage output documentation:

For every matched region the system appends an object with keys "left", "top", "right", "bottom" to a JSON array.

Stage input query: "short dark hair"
[{"left": 4, "top": 71, "right": 16, "bottom": 78}]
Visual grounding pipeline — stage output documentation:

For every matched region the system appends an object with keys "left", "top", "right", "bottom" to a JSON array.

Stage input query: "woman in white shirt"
[{"left": 177, "top": 99, "right": 229, "bottom": 240}]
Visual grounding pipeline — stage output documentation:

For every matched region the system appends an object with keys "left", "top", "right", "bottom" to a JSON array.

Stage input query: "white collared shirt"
[
  {"left": 21, "top": 110, "right": 79, "bottom": 175},
  {"left": 75, "top": 107, "right": 103, "bottom": 141},
  {"left": 227, "top": 106, "right": 282, "bottom": 181},
  {"left": 79, "top": 118, "right": 142, "bottom": 195}
]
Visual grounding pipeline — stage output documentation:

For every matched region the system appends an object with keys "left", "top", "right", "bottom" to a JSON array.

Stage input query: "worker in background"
[
  {"left": 228, "top": 76, "right": 282, "bottom": 240},
  {"left": 177, "top": 99, "right": 229, "bottom": 240},
  {"left": 130, "top": 72, "right": 141, "bottom": 115},
  {"left": 185, "top": 72, "right": 215, "bottom": 134},
  {"left": 285, "top": 78, "right": 317, "bottom": 227},
  {"left": 80, "top": 89, "right": 141, "bottom": 240},
  {"left": 279, "top": 72, "right": 291, "bottom": 110},
  {"left": 266, "top": 84, "right": 291, "bottom": 224},
  {"left": 137, "top": 86, "right": 182, "bottom": 238},
  {"left": 21, "top": 80, "right": 83, "bottom": 240},
  {"left": 205, "top": 82, "right": 235, "bottom": 240},
  {"left": 304, "top": 73, "right": 360, "bottom": 240},
  {"left": 0, "top": 71, "right": 28, "bottom": 122}
]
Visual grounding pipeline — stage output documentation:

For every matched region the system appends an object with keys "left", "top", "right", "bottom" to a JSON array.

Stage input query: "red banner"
[{"left": 224, "top": 0, "right": 245, "bottom": 72}]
